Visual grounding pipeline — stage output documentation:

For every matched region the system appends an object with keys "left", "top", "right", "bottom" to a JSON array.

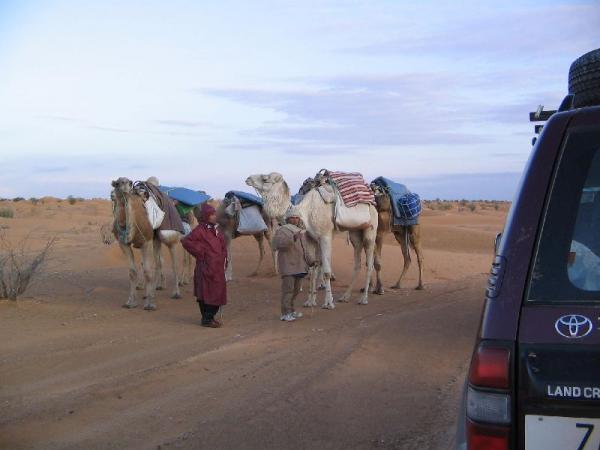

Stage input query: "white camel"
[{"left": 246, "top": 172, "right": 379, "bottom": 308}]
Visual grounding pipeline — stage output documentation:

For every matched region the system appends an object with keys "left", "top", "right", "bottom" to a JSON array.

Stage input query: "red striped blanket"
[{"left": 328, "top": 171, "right": 375, "bottom": 207}]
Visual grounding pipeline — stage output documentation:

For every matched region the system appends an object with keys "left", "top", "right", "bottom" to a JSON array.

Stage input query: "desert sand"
[{"left": 0, "top": 198, "right": 508, "bottom": 450}]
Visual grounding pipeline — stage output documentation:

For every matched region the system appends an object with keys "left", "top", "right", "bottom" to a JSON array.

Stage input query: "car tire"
[{"left": 569, "top": 48, "right": 600, "bottom": 108}]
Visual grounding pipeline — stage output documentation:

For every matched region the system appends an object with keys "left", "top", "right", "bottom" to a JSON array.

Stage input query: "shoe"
[
  {"left": 201, "top": 320, "right": 221, "bottom": 328},
  {"left": 280, "top": 313, "right": 296, "bottom": 322},
  {"left": 292, "top": 311, "right": 303, "bottom": 319}
]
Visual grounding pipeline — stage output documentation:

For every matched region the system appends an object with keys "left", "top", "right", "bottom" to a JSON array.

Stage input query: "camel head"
[
  {"left": 245, "top": 172, "right": 285, "bottom": 195},
  {"left": 371, "top": 183, "right": 392, "bottom": 212},
  {"left": 111, "top": 177, "right": 133, "bottom": 198},
  {"left": 99, "top": 222, "right": 115, "bottom": 245}
]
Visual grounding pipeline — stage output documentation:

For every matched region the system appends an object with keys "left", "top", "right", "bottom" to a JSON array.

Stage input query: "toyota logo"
[{"left": 555, "top": 315, "right": 593, "bottom": 339}]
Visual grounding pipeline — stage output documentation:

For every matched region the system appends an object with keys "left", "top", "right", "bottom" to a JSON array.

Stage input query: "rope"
[
  {"left": 114, "top": 190, "right": 131, "bottom": 245},
  {"left": 113, "top": 188, "right": 148, "bottom": 246}
]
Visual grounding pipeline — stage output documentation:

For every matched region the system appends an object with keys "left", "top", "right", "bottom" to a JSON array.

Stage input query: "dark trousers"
[{"left": 197, "top": 300, "right": 220, "bottom": 324}]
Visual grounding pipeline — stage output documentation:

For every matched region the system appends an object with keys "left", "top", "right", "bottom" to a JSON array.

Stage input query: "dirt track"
[{"left": 0, "top": 200, "right": 504, "bottom": 449}]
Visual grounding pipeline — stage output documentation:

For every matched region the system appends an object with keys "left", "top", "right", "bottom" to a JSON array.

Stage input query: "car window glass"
[{"left": 528, "top": 127, "right": 600, "bottom": 303}]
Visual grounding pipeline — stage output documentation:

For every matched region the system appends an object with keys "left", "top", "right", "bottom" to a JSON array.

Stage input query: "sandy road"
[
  {"left": 0, "top": 199, "right": 504, "bottom": 449},
  {"left": 1, "top": 271, "right": 485, "bottom": 450}
]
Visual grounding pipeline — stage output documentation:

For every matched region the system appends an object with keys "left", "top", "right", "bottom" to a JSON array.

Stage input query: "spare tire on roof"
[{"left": 569, "top": 48, "right": 600, "bottom": 108}]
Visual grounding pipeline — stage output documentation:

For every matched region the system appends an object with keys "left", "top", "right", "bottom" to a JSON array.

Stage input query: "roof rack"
[{"left": 529, "top": 105, "right": 557, "bottom": 122}]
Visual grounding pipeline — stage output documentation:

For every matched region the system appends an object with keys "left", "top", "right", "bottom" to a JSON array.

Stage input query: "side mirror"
[{"left": 494, "top": 232, "right": 502, "bottom": 255}]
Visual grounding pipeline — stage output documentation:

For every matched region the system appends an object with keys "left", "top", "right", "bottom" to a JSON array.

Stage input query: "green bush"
[
  {"left": 67, "top": 195, "right": 77, "bottom": 205},
  {"left": 12, "top": 197, "right": 25, "bottom": 202},
  {"left": 30, "top": 198, "right": 39, "bottom": 205},
  {"left": 0, "top": 208, "right": 14, "bottom": 218}
]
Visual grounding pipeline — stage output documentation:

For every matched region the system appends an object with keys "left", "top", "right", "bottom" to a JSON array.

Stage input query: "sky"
[{"left": 0, "top": 0, "right": 598, "bottom": 200}]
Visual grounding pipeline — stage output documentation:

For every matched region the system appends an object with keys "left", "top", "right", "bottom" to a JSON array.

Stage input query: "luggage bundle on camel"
[
  {"left": 131, "top": 180, "right": 185, "bottom": 235},
  {"left": 316, "top": 169, "right": 376, "bottom": 230},
  {"left": 223, "top": 191, "right": 268, "bottom": 236},
  {"left": 371, "top": 177, "right": 422, "bottom": 226},
  {"left": 158, "top": 185, "right": 212, "bottom": 235}
]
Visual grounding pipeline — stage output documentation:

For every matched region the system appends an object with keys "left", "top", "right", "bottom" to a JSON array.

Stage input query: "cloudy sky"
[{"left": 0, "top": 1, "right": 598, "bottom": 200}]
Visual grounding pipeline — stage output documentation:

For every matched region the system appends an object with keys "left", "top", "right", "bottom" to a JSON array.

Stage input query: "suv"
[{"left": 456, "top": 48, "right": 600, "bottom": 450}]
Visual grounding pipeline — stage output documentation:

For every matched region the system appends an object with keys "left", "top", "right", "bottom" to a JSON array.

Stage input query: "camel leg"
[
  {"left": 410, "top": 225, "right": 425, "bottom": 290},
  {"left": 184, "top": 250, "right": 193, "bottom": 285},
  {"left": 373, "top": 232, "right": 385, "bottom": 295},
  {"left": 319, "top": 236, "right": 335, "bottom": 309},
  {"left": 180, "top": 250, "right": 188, "bottom": 285},
  {"left": 153, "top": 239, "right": 165, "bottom": 291},
  {"left": 265, "top": 227, "right": 278, "bottom": 275},
  {"left": 166, "top": 242, "right": 182, "bottom": 299},
  {"left": 120, "top": 243, "right": 138, "bottom": 308},
  {"left": 136, "top": 260, "right": 145, "bottom": 290},
  {"left": 249, "top": 233, "right": 265, "bottom": 277},
  {"left": 358, "top": 232, "right": 376, "bottom": 305},
  {"left": 339, "top": 232, "right": 363, "bottom": 303},
  {"left": 225, "top": 234, "right": 233, "bottom": 282},
  {"left": 391, "top": 228, "right": 411, "bottom": 289},
  {"left": 141, "top": 241, "right": 157, "bottom": 310},
  {"left": 304, "top": 265, "right": 319, "bottom": 307}
]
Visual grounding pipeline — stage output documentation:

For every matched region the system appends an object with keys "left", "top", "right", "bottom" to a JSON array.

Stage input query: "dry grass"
[
  {"left": 0, "top": 208, "right": 14, "bottom": 218},
  {"left": 0, "top": 232, "right": 55, "bottom": 300}
]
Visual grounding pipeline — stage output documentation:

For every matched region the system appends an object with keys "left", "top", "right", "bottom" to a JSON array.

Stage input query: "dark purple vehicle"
[{"left": 456, "top": 48, "right": 600, "bottom": 450}]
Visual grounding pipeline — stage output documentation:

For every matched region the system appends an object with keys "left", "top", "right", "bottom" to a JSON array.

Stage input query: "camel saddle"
[{"left": 135, "top": 182, "right": 185, "bottom": 234}]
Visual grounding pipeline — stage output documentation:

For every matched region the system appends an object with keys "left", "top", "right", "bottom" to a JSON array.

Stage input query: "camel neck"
[{"left": 262, "top": 183, "right": 291, "bottom": 223}]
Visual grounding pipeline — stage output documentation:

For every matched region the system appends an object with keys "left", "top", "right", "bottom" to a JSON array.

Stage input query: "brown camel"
[
  {"left": 111, "top": 177, "right": 158, "bottom": 310},
  {"left": 371, "top": 184, "right": 424, "bottom": 293},
  {"left": 212, "top": 196, "right": 274, "bottom": 281}
]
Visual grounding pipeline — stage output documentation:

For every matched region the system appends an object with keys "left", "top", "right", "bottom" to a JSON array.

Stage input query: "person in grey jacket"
[{"left": 272, "top": 206, "right": 310, "bottom": 322}]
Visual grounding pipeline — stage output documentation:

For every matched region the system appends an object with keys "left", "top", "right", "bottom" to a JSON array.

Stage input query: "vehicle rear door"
[{"left": 518, "top": 117, "right": 600, "bottom": 450}]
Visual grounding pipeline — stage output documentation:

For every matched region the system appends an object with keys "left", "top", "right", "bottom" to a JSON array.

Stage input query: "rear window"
[{"left": 528, "top": 126, "right": 600, "bottom": 303}]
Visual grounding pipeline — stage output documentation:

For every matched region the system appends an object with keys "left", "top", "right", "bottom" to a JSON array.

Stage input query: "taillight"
[
  {"left": 469, "top": 346, "right": 510, "bottom": 389},
  {"left": 467, "top": 420, "right": 510, "bottom": 450},
  {"left": 466, "top": 343, "right": 512, "bottom": 450}
]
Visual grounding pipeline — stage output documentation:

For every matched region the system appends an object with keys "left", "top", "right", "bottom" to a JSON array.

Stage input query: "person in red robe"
[{"left": 181, "top": 203, "right": 228, "bottom": 328}]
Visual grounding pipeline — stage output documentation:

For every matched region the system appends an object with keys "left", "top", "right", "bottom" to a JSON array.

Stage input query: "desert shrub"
[
  {"left": 0, "top": 208, "right": 14, "bottom": 219},
  {"left": 67, "top": 195, "right": 77, "bottom": 205},
  {"left": 467, "top": 202, "right": 477, "bottom": 212},
  {"left": 0, "top": 232, "right": 55, "bottom": 300},
  {"left": 12, "top": 197, "right": 25, "bottom": 202},
  {"left": 30, "top": 198, "right": 39, "bottom": 205},
  {"left": 494, "top": 202, "right": 500, "bottom": 211}
]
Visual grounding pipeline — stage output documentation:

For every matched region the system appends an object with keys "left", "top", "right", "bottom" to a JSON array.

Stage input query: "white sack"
[
  {"left": 145, "top": 197, "right": 165, "bottom": 230},
  {"left": 238, "top": 205, "right": 268, "bottom": 235},
  {"left": 334, "top": 192, "right": 371, "bottom": 230}
]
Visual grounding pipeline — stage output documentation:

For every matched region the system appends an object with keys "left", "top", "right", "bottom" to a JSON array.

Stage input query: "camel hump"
[{"left": 146, "top": 176, "right": 159, "bottom": 186}]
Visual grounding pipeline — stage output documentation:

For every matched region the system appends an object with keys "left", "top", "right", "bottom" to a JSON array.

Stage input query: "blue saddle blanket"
[
  {"left": 159, "top": 186, "right": 212, "bottom": 206},
  {"left": 226, "top": 190, "right": 263, "bottom": 207},
  {"left": 291, "top": 193, "right": 304, "bottom": 205},
  {"left": 372, "top": 176, "right": 421, "bottom": 226}
]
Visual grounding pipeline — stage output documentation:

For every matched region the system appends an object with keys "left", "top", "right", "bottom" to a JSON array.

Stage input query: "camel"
[
  {"left": 371, "top": 184, "right": 424, "bottom": 292},
  {"left": 179, "top": 209, "right": 196, "bottom": 285},
  {"left": 216, "top": 195, "right": 275, "bottom": 281},
  {"left": 246, "top": 172, "right": 378, "bottom": 308},
  {"left": 100, "top": 215, "right": 194, "bottom": 287},
  {"left": 111, "top": 177, "right": 183, "bottom": 310}
]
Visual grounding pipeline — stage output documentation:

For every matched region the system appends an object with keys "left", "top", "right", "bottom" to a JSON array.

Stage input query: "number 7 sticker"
[{"left": 576, "top": 423, "right": 594, "bottom": 450}]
